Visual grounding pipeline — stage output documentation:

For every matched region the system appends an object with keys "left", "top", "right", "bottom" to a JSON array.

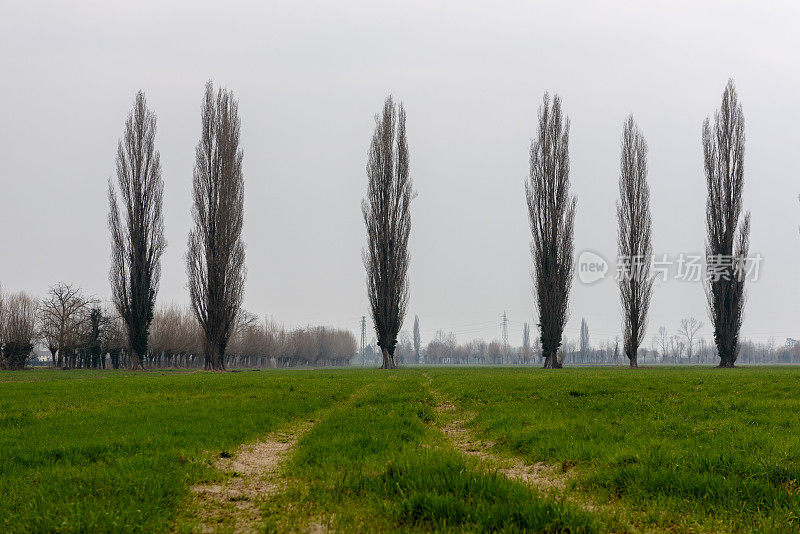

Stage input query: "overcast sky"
[{"left": 2, "top": 1, "right": 799, "bottom": 349}]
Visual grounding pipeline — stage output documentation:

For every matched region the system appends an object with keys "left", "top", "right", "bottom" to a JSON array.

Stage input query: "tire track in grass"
[
  {"left": 422, "top": 373, "right": 599, "bottom": 511},
  {"left": 423, "top": 373, "right": 672, "bottom": 533},
  {"left": 183, "top": 383, "right": 371, "bottom": 533},
  {"left": 187, "top": 418, "right": 317, "bottom": 533},
  {"left": 435, "top": 398, "right": 574, "bottom": 495}
]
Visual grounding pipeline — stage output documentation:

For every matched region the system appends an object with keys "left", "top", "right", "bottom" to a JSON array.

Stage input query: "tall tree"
[
  {"left": 526, "top": 93, "right": 576, "bottom": 369},
  {"left": 522, "top": 322, "right": 531, "bottom": 363},
  {"left": 617, "top": 115, "right": 654, "bottom": 368},
  {"left": 703, "top": 79, "right": 750, "bottom": 368},
  {"left": 579, "top": 318, "right": 590, "bottom": 362},
  {"left": 108, "top": 91, "right": 166, "bottom": 369},
  {"left": 363, "top": 95, "right": 413, "bottom": 370},
  {"left": 187, "top": 81, "right": 246, "bottom": 371},
  {"left": 413, "top": 315, "right": 421, "bottom": 364},
  {"left": 654, "top": 326, "right": 670, "bottom": 363},
  {"left": 0, "top": 287, "right": 5, "bottom": 364}
]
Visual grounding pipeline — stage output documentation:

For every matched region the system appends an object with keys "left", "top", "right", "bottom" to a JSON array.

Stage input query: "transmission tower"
[
  {"left": 501, "top": 311, "right": 509, "bottom": 347},
  {"left": 360, "top": 316, "right": 367, "bottom": 359}
]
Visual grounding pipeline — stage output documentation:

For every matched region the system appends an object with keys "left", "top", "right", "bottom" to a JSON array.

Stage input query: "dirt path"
[
  {"left": 427, "top": 385, "right": 676, "bottom": 533},
  {"left": 186, "top": 419, "right": 315, "bottom": 533},
  {"left": 434, "top": 398, "right": 573, "bottom": 495},
  {"left": 420, "top": 371, "right": 601, "bottom": 512}
]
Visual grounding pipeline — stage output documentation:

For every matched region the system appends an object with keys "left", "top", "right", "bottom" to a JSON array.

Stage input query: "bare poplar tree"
[
  {"left": 526, "top": 93, "right": 576, "bottom": 369},
  {"left": 703, "top": 79, "right": 750, "bottom": 368},
  {"left": 522, "top": 322, "right": 531, "bottom": 363},
  {"left": 617, "top": 115, "right": 654, "bottom": 368},
  {"left": 363, "top": 95, "right": 413, "bottom": 370},
  {"left": 579, "top": 318, "right": 590, "bottom": 362},
  {"left": 413, "top": 315, "right": 421, "bottom": 364},
  {"left": 187, "top": 81, "right": 246, "bottom": 371},
  {"left": 108, "top": 91, "right": 166, "bottom": 369},
  {"left": 0, "top": 287, "right": 5, "bottom": 362}
]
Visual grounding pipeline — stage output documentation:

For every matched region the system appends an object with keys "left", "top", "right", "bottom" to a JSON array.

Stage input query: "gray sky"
[{"left": 2, "top": 1, "right": 799, "bottom": 348}]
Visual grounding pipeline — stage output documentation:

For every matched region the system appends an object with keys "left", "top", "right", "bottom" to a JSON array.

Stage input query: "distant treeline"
[
  {"left": 356, "top": 327, "right": 800, "bottom": 367},
  {"left": 0, "top": 284, "right": 355, "bottom": 370},
  {"left": 148, "top": 306, "right": 356, "bottom": 368}
]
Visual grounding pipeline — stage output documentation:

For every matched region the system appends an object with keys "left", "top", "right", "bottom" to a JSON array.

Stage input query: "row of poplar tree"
[
  {"left": 363, "top": 79, "right": 749, "bottom": 369},
  {"left": 1, "top": 79, "right": 749, "bottom": 370}
]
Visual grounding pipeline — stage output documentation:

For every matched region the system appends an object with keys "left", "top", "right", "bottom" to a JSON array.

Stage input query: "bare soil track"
[{"left": 188, "top": 419, "right": 315, "bottom": 533}]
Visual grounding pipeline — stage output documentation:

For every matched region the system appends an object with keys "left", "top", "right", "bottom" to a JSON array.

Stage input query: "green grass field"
[{"left": 1, "top": 367, "right": 798, "bottom": 532}]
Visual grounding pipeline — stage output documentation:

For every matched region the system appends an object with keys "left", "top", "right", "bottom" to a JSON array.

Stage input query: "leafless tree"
[
  {"left": 670, "top": 335, "right": 686, "bottom": 363},
  {"left": 37, "top": 283, "right": 97, "bottom": 368},
  {"left": 703, "top": 79, "right": 750, "bottom": 368},
  {"left": 1, "top": 292, "right": 38, "bottom": 370},
  {"left": 0, "top": 287, "right": 5, "bottom": 361},
  {"left": 617, "top": 115, "right": 654, "bottom": 368},
  {"left": 526, "top": 93, "right": 576, "bottom": 369},
  {"left": 654, "top": 325, "right": 670, "bottom": 363},
  {"left": 678, "top": 317, "right": 703, "bottom": 363},
  {"left": 150, "top": 304, "right": 195, "bottom": 367},
  {"left": 522, "top": 322, "right": 532, "bottom": 363},
  {"left": 579, "top": 318, "right": 589, "bottom": 362},
  {"left": 150, "top": 304, "right": 202, "bottom": 368},
  {"left": 226, "top": 310, "right": 265, "bottom": 367},
  {"left": 413, "top": 315, "right": 421, "bottom": 364},
  {"left": 108, "top": 91, "right": 166, "bottom": 369},
  {"left": 101, "top": 310, "right": 128, "bottom": 369},
  {"left": 187, "top": 81, "right": 246, "bottom": 371},
  {"left": 426, "top": 330, "right": 458, "bottom": 364},
  {"left": 363, "top": 95, "right": 413, "bottom": 370},
  {"left": 698, "top": 337, "right": 709, "bottom": 364}
]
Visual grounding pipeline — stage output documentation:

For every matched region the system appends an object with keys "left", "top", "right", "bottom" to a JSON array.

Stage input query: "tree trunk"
[
  {"left": 543, "top": 352, "right": 562, "bottom": 369},
  {"left": 380, "top": 347, "right": 397, "bottom": 369},
  {"left": 628, "top": 352, "right": 638, "bottom": 368},
  {"left": 129, "top": 349, "right": 144, "bottom": 370},
  {"left": 204, "top": 342, "right": 226, "bottom": 371}
]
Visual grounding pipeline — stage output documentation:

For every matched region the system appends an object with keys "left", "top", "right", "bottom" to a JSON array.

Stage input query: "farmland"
[{"left": 1, "top": 367, "right": 798, "bottom": 532}]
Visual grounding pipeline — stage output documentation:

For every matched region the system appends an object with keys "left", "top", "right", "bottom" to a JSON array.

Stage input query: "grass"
[
  {"left": 266, "top": 372, "right": 598, "bottom": 532},
  {"left": 431, "top": 366, "right": 800, "bottom": 532},
  {"left": 1, "top": 366, "right": 799, "bottom": 532},
  {"left": 0, "top": 369, "right": 362, "bottom": 532}
]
